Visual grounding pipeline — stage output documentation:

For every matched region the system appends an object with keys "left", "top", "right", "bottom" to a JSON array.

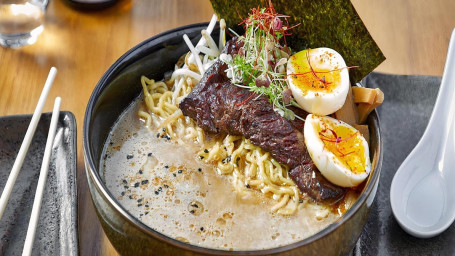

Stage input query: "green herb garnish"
[{"left": 221, "top": 4, "right": 303, "bottom": 121}]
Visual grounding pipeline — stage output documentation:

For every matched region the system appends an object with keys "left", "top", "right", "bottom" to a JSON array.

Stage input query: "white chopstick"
[
  {"left": 0, "top": 67, "right": 57, "bottom": 220},
  {"left": 22, "top": 97, "right": 61, "bottom": 256}
]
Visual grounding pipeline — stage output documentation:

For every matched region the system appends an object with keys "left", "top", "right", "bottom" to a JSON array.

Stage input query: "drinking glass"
[{"left": 0, "top": 0, "right": 48, "bottom": 48}]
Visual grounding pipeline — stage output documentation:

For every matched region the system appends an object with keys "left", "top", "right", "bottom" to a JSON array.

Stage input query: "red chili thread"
[{"left": 235, "top": 92, "right": 256, "bottom": 107}]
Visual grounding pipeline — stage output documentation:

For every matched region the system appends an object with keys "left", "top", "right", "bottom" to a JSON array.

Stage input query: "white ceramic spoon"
[{"left": 390, "top": 28, "right": 455, "bottom": 238}]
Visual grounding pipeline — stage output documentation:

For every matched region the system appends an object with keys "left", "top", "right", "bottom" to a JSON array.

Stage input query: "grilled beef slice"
[{"left": 179, "top": 39, "right": 345, "bottom": 203}]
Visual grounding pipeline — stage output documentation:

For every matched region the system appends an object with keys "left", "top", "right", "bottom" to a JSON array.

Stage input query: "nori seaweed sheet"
[{"left": 210, "top": 0, "right": 385, "bottom": 82}]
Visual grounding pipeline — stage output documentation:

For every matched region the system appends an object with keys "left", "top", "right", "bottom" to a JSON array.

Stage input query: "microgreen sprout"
[{"left": 221, "top": 2, "right": 303, "bottom": 120}]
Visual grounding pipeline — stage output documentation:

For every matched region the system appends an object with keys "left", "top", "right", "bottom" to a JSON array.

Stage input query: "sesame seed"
[{"left": 134, "top": 182, "right": 140, "bottom": 188}]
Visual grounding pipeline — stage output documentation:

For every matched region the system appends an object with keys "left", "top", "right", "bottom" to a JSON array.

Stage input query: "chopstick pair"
[{"left": 0, "top": 67, "right": 61, "bottom": 256}]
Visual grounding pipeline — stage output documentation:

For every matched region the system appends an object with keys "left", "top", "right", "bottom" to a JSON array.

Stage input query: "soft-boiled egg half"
[
  {"left": 287, "top": 48, "right": 349, "bottom": 116},
  {"left": 304, "top": 114, "right": 371, "bottom": 187}
]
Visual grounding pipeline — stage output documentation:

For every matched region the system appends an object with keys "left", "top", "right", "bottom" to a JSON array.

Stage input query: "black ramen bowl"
[{"left": 83, "top": 23, "right": 382, "bottom": 255}]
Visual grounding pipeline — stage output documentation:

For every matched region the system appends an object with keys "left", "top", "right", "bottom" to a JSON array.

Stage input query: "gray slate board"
[
  {"left": 0, "top": 112, "right": 78, "bottom": 256},
  {"left": 353, "top": 73, "right": 455, "bottom": 255}
]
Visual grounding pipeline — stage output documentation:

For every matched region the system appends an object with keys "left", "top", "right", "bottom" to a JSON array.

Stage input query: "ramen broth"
[{"left": 101, "top": 97, "right": 351, "bottom": 250}]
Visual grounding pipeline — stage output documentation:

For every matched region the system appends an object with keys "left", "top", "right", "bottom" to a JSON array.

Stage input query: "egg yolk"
[
  {"left": 288, "top": 50, "right": 341, "bottom": 94},
  {"left": 317, "top": 120, "right": 366, "bottom": 174}
]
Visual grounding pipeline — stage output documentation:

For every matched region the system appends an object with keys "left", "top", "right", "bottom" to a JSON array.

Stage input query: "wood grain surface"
[{"left": 0, "top": 0, "right": 454, "bottom": 255}]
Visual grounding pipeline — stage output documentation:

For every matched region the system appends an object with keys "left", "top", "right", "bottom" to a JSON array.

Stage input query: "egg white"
[
  {"left": 304, "top": 114, "right": 371, "bottom": 187},
  {"left": 287, "top": 48, "right": 349, "bottom": 116}
]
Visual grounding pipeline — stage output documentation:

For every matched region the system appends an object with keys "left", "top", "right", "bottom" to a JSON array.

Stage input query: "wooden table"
[{"left": 0, "top": 0, "right": 454, "bottom": 255}]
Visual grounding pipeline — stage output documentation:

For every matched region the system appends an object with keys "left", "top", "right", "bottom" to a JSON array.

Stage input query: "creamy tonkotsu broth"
[{"left": 101, "top": 97, "right": 358, "bottom": 251}]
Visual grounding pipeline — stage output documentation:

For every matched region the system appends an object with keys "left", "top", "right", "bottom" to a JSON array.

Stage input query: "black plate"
[{"left": 0, "top": 112, "right": 78, "bottom": 256}]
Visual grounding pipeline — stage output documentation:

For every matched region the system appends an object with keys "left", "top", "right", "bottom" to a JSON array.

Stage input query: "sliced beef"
[
  {"left": 180, "top": 60, "right": 312, "bottom": 167},
  {"left": 179, "top": 38, "right": 345, "bottom": 203},
  {"left": 289, "top": 164, "right": 345, "bottom": 203}
]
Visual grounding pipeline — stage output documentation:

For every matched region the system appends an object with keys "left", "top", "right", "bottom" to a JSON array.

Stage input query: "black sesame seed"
[
  {"left": 127, "top": 154, "right": 134, "bottom": 159},
  {"left": 148, "top": 152, "right": 153, "bottom": 157},
  {"left": 141, "top": 180, "right": 149, "bottom": 185},
  {"left": 122, "top": 179, "right": 128, "bottom": 184},
  {"left": 137, "top": 198, "right": 143, "bottom": 202},
  {"left": 204, "top": 149, "right": 209, "bottom": 153},
  {"left": 178, "top": 170, "right": 183, "bottom": 174},
  {"left": 162, "top": 128, "right": 166, "bottom": 132},
  {"left": 163, "top": 184, "right": 169, "bottom": 188},
  {"left": 173, "top": 173, "right": 176, "bottom": 177},
  {"left": 299, "top": 199, "right": 304, "bottom": 204},
  {"left": 199, "top": 156, "right": 205, "bottom": 159},
  {"left": 246, "top": 184, "right": 250, "bottom": 188},
  {"left": 158, "top": 187, "right": 163, "bottom": 191},
  {"left": 192, "top": 204, "right": 199, "bottom": 208},
  {"left": 164, "top": 165, "right": 169, "bottom": 169},
  {"left": 156, "top": 133, "right": 160, "bottom": 138},
  {"left": 129, "top": 195, "right": 133, "bottom": 199},
  {"left": 198, "top": 168, "right": 202, "bottom": 172},
  {"left": 139, "top": 170, "right": 143, "bottom": 174},
  {"left": 200, "top": 227, "right": 204, "bottom": 231},
  {"left": 145, "top": 212, "right": 149, "bottom": 215},
  {"left": 140, "top": 213, "right": 143, "bottom": 216},
  {"left": 124, "top": 186, "right": 129, "bottom": 189},
  {"left": 134, "top": 182, "right": 140, "bottom": 188},
  {"left": 109, "top": 142, "right": 114, "bottom": 145},
  {"left": 155, "top": 191, "right": 159, "bottom": 195},
  {"left": 145, "top": 205, "right": 149, "bottom": 208},
  {"left": 121, "top": 192, "right": 125, "bottom": 196},
  {"left": 165, "top": 135, "right": 171, "bottom": 140},
  {"left": 138, "top": 203, "right": 142, "bottom": 207},
  {"left": 190, "top": 210, "right": 195, "bottom": 214}
]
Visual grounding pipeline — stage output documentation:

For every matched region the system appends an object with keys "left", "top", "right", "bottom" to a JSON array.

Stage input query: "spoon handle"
[{"left": 422, "top": 29, "right": 455, "bottom": 160}]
